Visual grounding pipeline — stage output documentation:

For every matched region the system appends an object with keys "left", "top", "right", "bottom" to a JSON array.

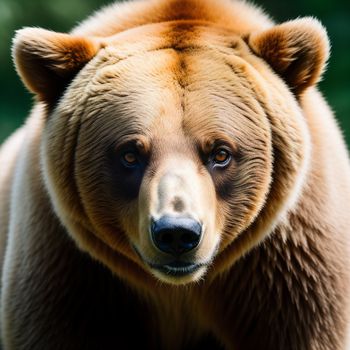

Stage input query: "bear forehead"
[
  {"left": 73, "top": 22, "right": 262, "bottom": 119},
  {"left": 99, "top": 21, "right": 249, "bottom": 61},
  {"left": 81, "top": 45, "right": 265, "bottom": 142}
]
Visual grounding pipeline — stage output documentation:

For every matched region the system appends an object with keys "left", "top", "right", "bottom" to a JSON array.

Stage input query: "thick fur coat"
[{"left": 1, "top": 0, "right": 350, "bottom": 349}]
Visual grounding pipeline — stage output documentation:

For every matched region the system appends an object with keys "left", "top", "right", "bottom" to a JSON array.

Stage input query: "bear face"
[{"left": 13, "top": 18, "right": 328, "bottom": 286}]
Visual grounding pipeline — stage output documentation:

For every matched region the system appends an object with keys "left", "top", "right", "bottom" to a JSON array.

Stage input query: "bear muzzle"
[{"left": 136, "top": 156, "right": 219, "bottom": 282}]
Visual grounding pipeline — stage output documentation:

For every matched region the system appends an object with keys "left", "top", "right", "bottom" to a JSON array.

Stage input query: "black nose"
[{"left": 151, "top": 216, "right": 202, "bottom": 255}]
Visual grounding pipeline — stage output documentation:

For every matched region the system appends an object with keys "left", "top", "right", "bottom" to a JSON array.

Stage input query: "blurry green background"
[{"left": 0, "top": 0, "right": 349, "bottom": 145}]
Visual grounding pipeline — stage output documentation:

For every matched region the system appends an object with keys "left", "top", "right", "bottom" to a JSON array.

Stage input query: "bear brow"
[
  {"left": 101, "top": 41, "right": 237, "bottom": 69},
  {"left": 113, "top": 134, "right": 150, "bottom": 151}
]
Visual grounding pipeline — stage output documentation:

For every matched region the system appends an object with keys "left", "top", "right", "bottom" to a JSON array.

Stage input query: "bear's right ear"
[{"left": 12, "top": 28, "right": 102, "bottom": 102}]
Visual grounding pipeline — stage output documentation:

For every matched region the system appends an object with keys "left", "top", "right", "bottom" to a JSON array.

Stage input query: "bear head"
[{"left": 12, "top": 15, "right": 329, "bottom": 286}]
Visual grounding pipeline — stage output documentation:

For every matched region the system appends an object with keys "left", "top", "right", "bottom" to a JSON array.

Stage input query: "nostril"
[
  {"left": 151, "top": 216, "right": 202, "bottom": 255},
  {"left": 159, "top": 231, "right": 173, "bottom": 245},
  {"left": 181, "top": 232, "right": 197, "bottom": 244}
]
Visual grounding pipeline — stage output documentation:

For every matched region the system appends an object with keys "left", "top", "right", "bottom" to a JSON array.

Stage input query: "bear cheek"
[
  {"left": 210, "top": 143, "right": 273, "bottom": 252},
  {"left": 63, "top": 139, "right": 145, "bottom": 254}
]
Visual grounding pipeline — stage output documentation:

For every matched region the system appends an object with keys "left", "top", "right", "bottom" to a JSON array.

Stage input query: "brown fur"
[{"left": 1, "top": 0, "right": 350, "bottom": 349}]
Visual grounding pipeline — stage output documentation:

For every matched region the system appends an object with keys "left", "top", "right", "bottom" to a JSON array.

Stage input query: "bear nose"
[{"left": 151, "top": 216, "right": 202, "bottom": 255}]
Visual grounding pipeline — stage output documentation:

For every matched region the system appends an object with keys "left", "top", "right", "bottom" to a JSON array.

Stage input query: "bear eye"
[
  {"left": 212, "top": 148, "right": 231, "bottom": 167},
  {"left": 121, "top": 151, "right": 139, "bottom": 167}
]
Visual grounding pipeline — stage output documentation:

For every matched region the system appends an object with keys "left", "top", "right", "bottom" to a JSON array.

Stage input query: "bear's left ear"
[
  {"left": 12, "top": 27, "right": 102, "bottom": 102},
  {"left": 248, "top": 18, "right": 330, "bottom": 95}
]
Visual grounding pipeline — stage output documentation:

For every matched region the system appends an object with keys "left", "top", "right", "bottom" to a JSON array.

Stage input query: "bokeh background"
[{"left": 0, "top": 0, "right": 349, "bottom": 145}]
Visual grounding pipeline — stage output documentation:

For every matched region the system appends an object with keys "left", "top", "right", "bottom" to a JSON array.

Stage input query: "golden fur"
[{"left": 1, "top": 0, "right": 350, "bottom": 349}]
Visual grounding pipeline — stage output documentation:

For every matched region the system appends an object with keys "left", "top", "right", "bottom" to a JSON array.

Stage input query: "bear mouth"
[
  {"left": 150, "top": 261, "right": 205, "bottom": 277},
  {"left": 132, "top": 244, "right": 208, "bottom": 278}
]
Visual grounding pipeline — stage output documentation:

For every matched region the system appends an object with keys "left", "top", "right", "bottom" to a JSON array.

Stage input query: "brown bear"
[{"left": 1, "top": 0, "right": 350, "bottom": 349}]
